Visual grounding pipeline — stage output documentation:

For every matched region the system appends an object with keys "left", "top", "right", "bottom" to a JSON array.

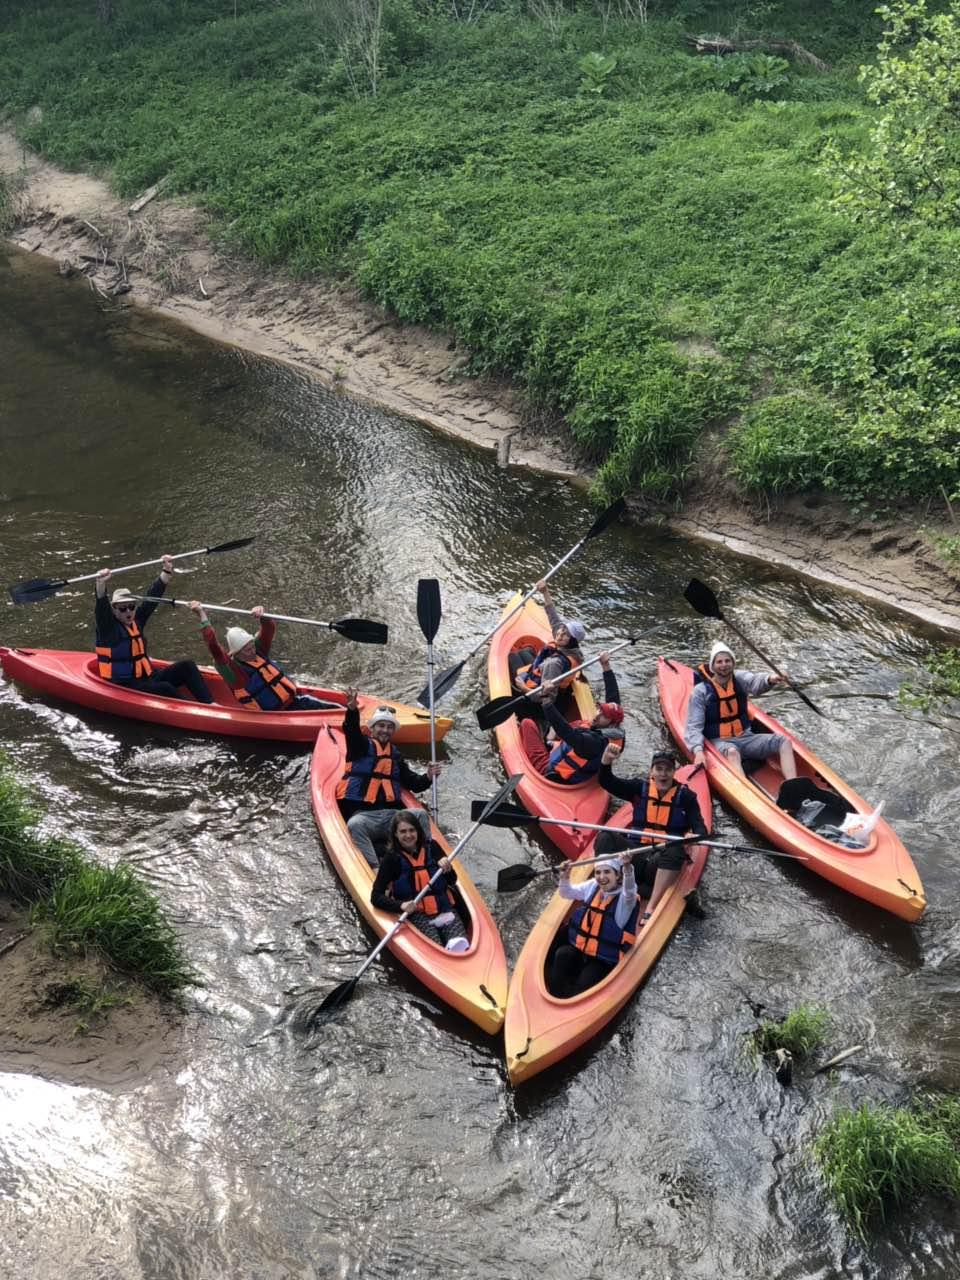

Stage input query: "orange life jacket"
[
  {"left": 233, "top": 654, "right": 298, "bottom": 711},
  {"left": 336, "top": 739, "right": 402, "bottom": 805},
  {"left": 695, "top": 663, "right": 747, "bottom": 739},
  {"left": 96, "top": 622, "right": 153, "bottom": 682},
  {"left": 390, "top": 846, "right": 456, "bottom": 918},
  {"left": 570, "top": 887, "right": 638, "bottom": 966},
  {"left": 515, "top": 645, "right": 575, "bottom": 692}
]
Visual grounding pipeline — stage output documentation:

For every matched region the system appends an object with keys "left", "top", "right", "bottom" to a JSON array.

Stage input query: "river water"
[{"left": 1, "top": 244, "right": 958, "bottom": 1279}]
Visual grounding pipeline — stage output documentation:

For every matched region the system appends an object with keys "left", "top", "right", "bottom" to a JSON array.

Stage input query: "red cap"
[{"left": 598, "top": 702, "right": 624, "bottom": 726}]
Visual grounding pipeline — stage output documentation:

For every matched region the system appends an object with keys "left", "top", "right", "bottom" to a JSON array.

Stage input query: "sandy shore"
[{"left": 4, "top": 132, "right": 959, "bottom": 633}]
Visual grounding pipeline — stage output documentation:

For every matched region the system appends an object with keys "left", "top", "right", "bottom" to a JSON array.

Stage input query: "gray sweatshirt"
[{"left": 684, "top": 669, "right": 771, "bottom": 753}]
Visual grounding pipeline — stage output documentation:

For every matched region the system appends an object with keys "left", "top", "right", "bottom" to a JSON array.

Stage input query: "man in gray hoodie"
[{"left": 684, "top": 640, "right": 797, "bottom": 781}]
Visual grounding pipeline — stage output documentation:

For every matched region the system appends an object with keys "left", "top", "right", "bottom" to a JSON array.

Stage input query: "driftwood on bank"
[
  {"left": 684, "top": 33, "right": 830, "bottom": 73},
  {"left": 128, "top": 177, "right": 168, "bottom": 216}
]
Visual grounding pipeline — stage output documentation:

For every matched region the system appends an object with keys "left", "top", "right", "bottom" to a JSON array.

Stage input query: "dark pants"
[
  {"left": 291, "top": 694, "right": 332, "bottom": 710},
  {"left": 117, "top": 660, "right": 214, "bottom": 704},
  {"left": 550, "top": 945, "right": 615, "bottom": 998}
]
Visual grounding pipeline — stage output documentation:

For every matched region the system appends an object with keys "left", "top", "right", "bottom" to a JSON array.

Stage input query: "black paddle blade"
[
  {"left": 475, "top": 694, "right": 524, "bottom": 731},
  {"left": 9, "top": 577, "right": 68, "bottom": 605},
  {"left": 416, "top": 578, "right": 442, "bottom": 644},
  {"left": 329, "top": 618, "right": 389, "bottom": 645},
  {"left": 416, "top": 659, "right": 464, "bottom": 708},
  {"left": 469, "top": 799, "right": 535, "bottom": 828},
  {"left": 585, "top": 496, "right": 627, "bottom": 540},
  {"left": 497, "top": 863, "right": 544, "bottom": 893},
  {"left": 205, "top": 536, "right": 256, "bottom": 555},
  {"left": 307, "top": 976, "right": 359, "bottom": 1028},
  {"left": 684, "top": 578, "right": 723, "bottom": 620}
]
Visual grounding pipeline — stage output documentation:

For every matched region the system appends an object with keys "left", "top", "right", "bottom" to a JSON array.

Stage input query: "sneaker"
[{"left": 445, "top": 935, "right": 470, "bottom": 953}]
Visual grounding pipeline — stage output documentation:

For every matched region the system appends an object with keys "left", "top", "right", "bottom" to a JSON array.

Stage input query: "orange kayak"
[
  {"left": 0, "top": 646, "right": 451, "bottom": 746},
  {"left": 657, "top": 657, "right": 925, "bottom": 922},
  {"left": 309, "top": 726, "right": 508, "bottom": 1033},
  {"left": 504, "top": 763, "right": 712, "bottom": 1085},
  {"left": 486, "top": 594, "right": 607, "bottom": 861}
]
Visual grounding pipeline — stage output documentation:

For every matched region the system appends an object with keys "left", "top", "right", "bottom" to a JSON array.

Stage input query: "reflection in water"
[{"left": 1, "top": 244, "right": 958, "bottom": 1277}]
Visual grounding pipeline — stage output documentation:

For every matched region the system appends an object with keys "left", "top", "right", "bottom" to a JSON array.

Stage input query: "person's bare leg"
[
  {"left": 779, "top": 740, "right": 798, "bottom": 780},
  {"left": 643, "top": 866, "right": 681, "bottom": 920},
  {"left": 720, "top": 745, "right": 746, "bottom": 779}
]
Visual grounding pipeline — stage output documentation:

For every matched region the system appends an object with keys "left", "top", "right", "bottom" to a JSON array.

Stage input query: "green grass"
[
  {"left": 40, "top": 976, "right": 134, "bottom": 1036},
  {"left": 0, "top": 756, "right": 194, "bottom": 996},
  {"left": 899, "top": 645, "right": 960, "bottom": 713},
  {"left": 0, "top": 1, "right": 957, "bottom": 503},
  {"left": 755, "top": 1002, "right": 831, "bottom": 1057},
  {"left": 814, "top": 1096, "right": 960, "bottom": 1239}
]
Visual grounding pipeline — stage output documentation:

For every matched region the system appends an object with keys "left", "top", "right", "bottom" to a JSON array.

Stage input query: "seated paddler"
[
  {"left": 596, "top": 745, "right": 707, "bottom": 927},
  {"left": 337, "top": 690, "right": 439, "bottom": 867},
  {"left": 189, "top": 600, "right": 331, "bottom": 711},
  {"left": 685, "top": 641, "right": 797, "bottom": 782},
  {"left": 550, "top": 851, "right": 638, "bottom": 997},
  {"left": 508, "top": 579, "right": 585, "bottom": 708},
  {"left": 94, "top": 559, "right": 213, "bottom": 703},
  {"left": 520, "top": 650, "right": 625, "bottom": 783},
  {"left": 370, "top": 811, "right": 469, "bottom": 952}
]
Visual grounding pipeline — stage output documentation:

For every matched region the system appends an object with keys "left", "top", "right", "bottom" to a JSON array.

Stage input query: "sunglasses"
[{"left": 113, "top": 602, "right": 136, "bottom": 612}]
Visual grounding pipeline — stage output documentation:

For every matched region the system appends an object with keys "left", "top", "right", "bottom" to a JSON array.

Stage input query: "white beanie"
[
  {"left": 595, "top": 858, "right": 622, "bottom": 877},
  {"left": 226, "top": 626, "right": 256, "bottom": 656},
  {"left": 709, "top": 640, "right": 735, "bottom": 670},
  {"left": 367, "top": 705, "right": 400, "bottom": 730}
]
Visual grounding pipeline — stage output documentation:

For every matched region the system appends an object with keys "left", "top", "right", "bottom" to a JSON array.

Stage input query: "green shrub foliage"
[{"left": 0, "top": 1, "right": 956, "bottom": 502}]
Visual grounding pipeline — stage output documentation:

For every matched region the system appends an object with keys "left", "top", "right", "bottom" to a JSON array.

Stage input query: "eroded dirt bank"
[{"left": 4, "top": 132, "right": 959, "bottom": 633}]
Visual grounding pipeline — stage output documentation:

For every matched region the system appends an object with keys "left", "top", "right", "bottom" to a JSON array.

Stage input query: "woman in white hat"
[
  {"left": 508, "top": 579, "right": 586, "bottom": 707},
  {"left": 189, "top": 601, "right": 330, "bottom": 711},
  {"left": 549, "top": 851, "right": 638, "bottom": 997},
  {"left": 684, "top": 640, "right": 797, "bottom": 781},
  {"left": 337, "top": 690, "right": 440, "bottom": 866}
]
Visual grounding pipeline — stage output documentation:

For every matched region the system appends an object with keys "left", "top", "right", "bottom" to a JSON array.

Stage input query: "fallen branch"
[
  {"left": 198, "top": 275, "right": 208, "bottom": 298},
  {"left": 0, "top": 930, "right": 30, "bottom": 958},
  {"left": 685, "top": 32, "right": 829, "bottom": 72},
  {"left": 81, "top": 217, "right": 106, "bottom": 239},
  {"left": 129, "top": 177, "right": 168, "bottom": 215},
  {"left": 80, "top": 253, "right": 117, "bottom": 267},
  {"left": 815, "top": 1044, "right": 864, "bottom": 1074}
]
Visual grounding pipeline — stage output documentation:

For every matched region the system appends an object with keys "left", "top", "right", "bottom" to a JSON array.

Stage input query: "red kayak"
[
  {"left": 310, "top": 727, "right": 508, "bottom": 1033},
  {"left": 657, "top": 657, "right": 925, "bottom": 922},
  {"left": 486, "top": 594, "right": 608, "bottom": 861},
  {"left": 0, "top": 646, "right": 452, "bottom": 746},
  {"left": 504, "top": 763, "right": 712, "bottom": 1085}
]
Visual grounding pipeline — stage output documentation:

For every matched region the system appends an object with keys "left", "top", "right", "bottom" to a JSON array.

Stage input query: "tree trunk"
[{"left": 97, "top": 0, "right": 115, "bottom": 25}]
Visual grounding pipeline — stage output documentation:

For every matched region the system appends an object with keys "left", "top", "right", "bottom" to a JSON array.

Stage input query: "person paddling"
[
  {"left": 508, "top": 580, "right": 586, "bottom": 707},
  {"left": 685, "top": 641, "right": 797, "bottom": 781},
  {"left": 370, "top": 811, "right": 469, "bottom": 952},
  {"left": 550, "top": 852, "right": 638, "bottom": 997},
  {"left": 337, "top": 690, "right": 440, "bottom": 866},
  {"left": 94, "top": 558, "right": 213, "bottom": 703},
  {"left": 189, "top": 600, "right": 330, "bottom": 710},
  {"left": 596, "top": 746, "right": 707, "bottom": 925},
  {"left": 520, "top": 651, "right": 625, "bottom": 783}
]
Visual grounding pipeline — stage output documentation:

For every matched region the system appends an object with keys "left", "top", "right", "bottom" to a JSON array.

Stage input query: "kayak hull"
[
  {"left": 310, "top": 726, "right": 508, "bottom": 1034},
  {"left": 657, "top": 657, "right": 925, "bottom": 923},
  {"left": 504, "top": 764, "right": 712, "bottom": 1085},
  {"left": 486, "top": 595, "right": 606, "bottom": 861},
  {"left": 0, "top": 647, "right": 451, "bottom": 746}
]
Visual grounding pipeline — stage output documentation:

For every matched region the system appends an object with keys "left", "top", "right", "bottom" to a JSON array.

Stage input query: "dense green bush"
[
  {"left": 0, "top": 758, "right": 194, "bottom": 996},
  {"left": 0, "top": 1, "right": 956, "bottom": 503}
]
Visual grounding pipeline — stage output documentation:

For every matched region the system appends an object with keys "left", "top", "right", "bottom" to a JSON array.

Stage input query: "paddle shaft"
[
  {"left": 514, "top": 814, "right": 805, "bottom": 860},
  {"left": 65, "top": 547, "right": 231, "bottom": 587},
  {"left": 134, "top": 596, "right": 345, "bottom": 631},
  {"left": 716, "top": 616, "right": 824, "bottom": 718},
  {"left": 427, "top": 635, "right": 439, "bottom": 821},
  {"left": 438, "top": 498, "right": 625, "bottom": 680}
]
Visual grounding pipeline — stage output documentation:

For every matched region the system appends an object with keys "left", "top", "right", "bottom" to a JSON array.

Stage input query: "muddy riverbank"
[{"left": 3, "top": 130, "right": 959, "bottom": 633}]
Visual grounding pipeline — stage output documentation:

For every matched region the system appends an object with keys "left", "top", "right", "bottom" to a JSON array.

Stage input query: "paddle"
[
  {"left": 307, "top": 772, "right": 523, "bottom": 1027},
  {"left": 416, "top": 496, "right": 626, "bottom": 706},
  {"left": 683, "top": 578, "right": 824, "bottom": 718},
  {"left": 417, "top": 578, "right": 442, "bottom": 821},
  {"left": 474, "top": 624, "right": 659, "bottom": 731},
  {"left": 131, "top": 597, "right": 387, "bottom": 645},
  {"left": 8, "top": 537, "right": 256, "bottom": 605},
  {"left": 497, "top": 840, "right": 703, "bottom": 893}
]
